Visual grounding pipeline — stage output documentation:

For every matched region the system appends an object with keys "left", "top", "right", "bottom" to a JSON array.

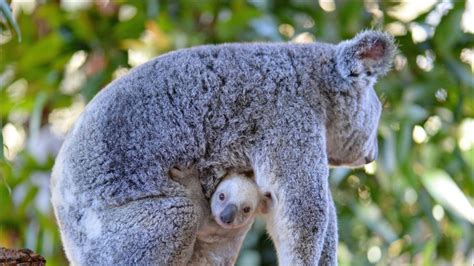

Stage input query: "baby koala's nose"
[{"left": 220, "top": 204, "right": 237, "bottom": 224}]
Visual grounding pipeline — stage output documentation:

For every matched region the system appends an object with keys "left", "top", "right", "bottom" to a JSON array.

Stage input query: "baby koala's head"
[{"left": 210, "top": 173, "right": 270, "bottom": 229}]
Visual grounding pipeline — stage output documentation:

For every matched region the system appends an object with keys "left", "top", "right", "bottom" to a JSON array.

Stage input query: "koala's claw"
[{"left": 169, "top": 166, "right": 186, "bottom": 181}]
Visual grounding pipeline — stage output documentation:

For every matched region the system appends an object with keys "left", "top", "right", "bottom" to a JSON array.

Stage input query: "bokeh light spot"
[
  {"left": 413, "top": 125, "right": 428, "bottom": 144},
  {"left": 432, "top": 204, "right": 445, "bottom": 221},
  {"left": 319, "top": 0, "right": 335, "bottom": 12},
  {"left": 367, "top": 246, "right": 382, "bottom": 263}
]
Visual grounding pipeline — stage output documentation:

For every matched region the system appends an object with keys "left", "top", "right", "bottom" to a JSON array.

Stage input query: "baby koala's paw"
[
  {"left": 169, "top": 166, "right": 188, "bottom": 181},
  {"left": 168, "top": 165, "right": 200, "bottom": 188}
]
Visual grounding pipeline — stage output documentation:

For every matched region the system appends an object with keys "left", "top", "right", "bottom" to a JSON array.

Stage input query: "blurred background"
[{"left": 0, "top": 0, "right": 473, "bottom": 265}]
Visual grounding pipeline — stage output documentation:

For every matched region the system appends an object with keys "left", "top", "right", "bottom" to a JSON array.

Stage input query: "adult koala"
[{"left": 51, "top": 30, "right": 395, "bottom": 265}]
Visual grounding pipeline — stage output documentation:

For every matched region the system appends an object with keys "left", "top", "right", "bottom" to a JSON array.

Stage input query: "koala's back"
[
  {"left": 52, "top": 42, "right": 331, "bottom": 207},
  {"left": 53, "top": 55, "right": 207, "bottom": 206}
]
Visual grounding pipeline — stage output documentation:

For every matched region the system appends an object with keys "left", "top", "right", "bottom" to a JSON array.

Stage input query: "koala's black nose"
[
  {"left": 365, "top": 149, "right": 378, "bottom": 164},
  {"left": 220, "top": 204, "right": 237, "bottom": 224},
  {"left": 364, "top": 156, "right": 372, "bottom": 164},
  {"left": 364, "top": 139, "right": 379, "bottom": 164}
]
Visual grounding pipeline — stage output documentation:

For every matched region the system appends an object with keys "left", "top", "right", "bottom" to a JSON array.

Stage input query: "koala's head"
[
  {"left": 210, "top": 173, "right": 269, "bottom": 229},
  {"left": 325, "top": 30, "right": 395, "bottom": 168}
]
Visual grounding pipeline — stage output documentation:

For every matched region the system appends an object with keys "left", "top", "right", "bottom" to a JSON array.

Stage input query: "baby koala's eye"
[
  {"left": 219, "top": 193, "right": 225, "bottom": 201},
  {"left": 243, "top": 206, "right": 251, "bottom": 213}
]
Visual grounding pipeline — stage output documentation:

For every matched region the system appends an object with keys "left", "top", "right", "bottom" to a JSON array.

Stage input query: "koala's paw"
[
  {"left": 169, "top": 166, "right": 187, "bottom": 181},
  {"left": 169, "top": 165, "right": 200, "bottom": 188}
]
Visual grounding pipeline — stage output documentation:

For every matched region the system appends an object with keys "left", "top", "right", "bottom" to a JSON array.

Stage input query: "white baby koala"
[{"left": 169, "top": 167, "right": 270, "bottom": 266}]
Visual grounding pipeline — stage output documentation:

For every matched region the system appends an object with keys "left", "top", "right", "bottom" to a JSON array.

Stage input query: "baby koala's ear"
[
  {"left": 336, "top": 30, "right": 396, "bottom": 79},
  {"left": 258, "top": 192, "right": 273, "bottom": 214}
]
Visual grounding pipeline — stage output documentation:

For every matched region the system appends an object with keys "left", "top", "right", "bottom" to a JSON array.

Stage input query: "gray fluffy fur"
[{"left": 51, "top": 30, "right": 395, "bottom": 265}]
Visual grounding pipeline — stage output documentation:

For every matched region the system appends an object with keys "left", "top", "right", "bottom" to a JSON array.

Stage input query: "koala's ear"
[{"left": 336, "top": 30, "right": 396, "bottom": 79}]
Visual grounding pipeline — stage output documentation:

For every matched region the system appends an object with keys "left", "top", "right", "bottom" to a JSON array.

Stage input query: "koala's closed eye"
[{"left": 349, "top": 71, "right": 359, "bottom": 77}]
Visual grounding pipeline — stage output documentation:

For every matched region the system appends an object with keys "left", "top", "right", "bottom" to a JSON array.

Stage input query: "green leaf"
[
  {"left": 433, "top": 8, "right": 463, "bottom": 53},
  {"left": 81, "top": 70, "right": 109, "bottom": 102},
  {"left": 0, "top": 119, "right": 3, "bottom": 161},
  {"left": 422, "top": 238, "right": 436, "bottom": 265},
  {"left": 18, "top": 33, "right": 64, "bottom": 70},
  {"left": 462, "top": 147, "right": 474, "bottom": 169},
  {"left": 380, "top": 126, "right": 397, "bottom": 175},
  {"left": 29, "top": 92, "right": 48, "bottom": 140},
  {"left": 352, "top": 202, "right": 398, "bottom": 243},
  {"left": 404, "top": 104, "right": 429, "bottom": 123},
  {"left": 330, "top": 168, "right": 350, "bottom": 186},
  {"left": 421, "top": 170, "right": 474, "bottom": 223},
  {"left": 0, "top": 0, "right": 21, "bottom": 42},
  {"left": 216, "top": 4, "right": 261, "bottom": 41},
  {"left": 147, "top": 0, "right": 159, "bottom": 18}
]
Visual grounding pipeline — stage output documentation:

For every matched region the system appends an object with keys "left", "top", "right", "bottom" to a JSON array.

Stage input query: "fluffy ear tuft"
[
  {"left": 359, "top": 38, "right": 386, "bottom": 59},
  {"left": 336, "top": 30, "right": 396, "bottom": 79}
]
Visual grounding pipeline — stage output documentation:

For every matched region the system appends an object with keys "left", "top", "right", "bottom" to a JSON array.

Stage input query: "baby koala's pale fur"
[{"left": 169, "top": 167, "right": 269, "bottom": 266}]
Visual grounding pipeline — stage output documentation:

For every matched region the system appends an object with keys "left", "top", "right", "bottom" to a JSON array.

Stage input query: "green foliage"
[
  {"left": 0, "top": 0, "right": 21, "bottom": 41},
  {"left": 0, "top": 1, "right": 472, "bottom": 265}
]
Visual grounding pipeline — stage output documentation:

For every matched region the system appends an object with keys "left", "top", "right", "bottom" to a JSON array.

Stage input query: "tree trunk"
[{"left": 0, "top": 247, "right": 46, "bottom": 266}]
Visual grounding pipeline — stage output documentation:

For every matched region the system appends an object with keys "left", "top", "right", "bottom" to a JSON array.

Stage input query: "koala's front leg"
[
  {"left": 253, "top": 120, "right": 330, "bottom": 265},
  {"left": 319, "top": 191, "right": 338, "bottom": 266}
]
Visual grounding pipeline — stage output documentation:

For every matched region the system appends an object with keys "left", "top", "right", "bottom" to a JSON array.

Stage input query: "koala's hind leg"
[{"left": 82, "top": 197, "right": 198, "bottom": 265}]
